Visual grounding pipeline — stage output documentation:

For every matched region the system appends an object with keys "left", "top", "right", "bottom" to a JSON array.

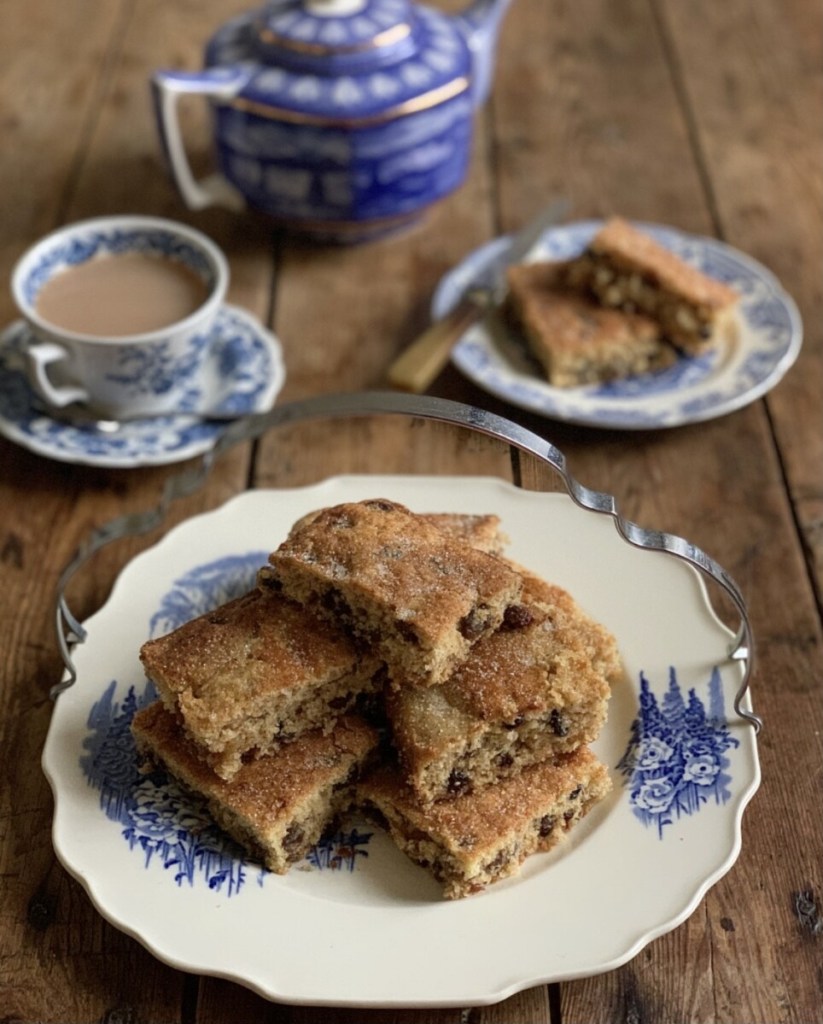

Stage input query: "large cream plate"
[{"left": 42, "top": 475, "right": 760, "bottom": 1007}]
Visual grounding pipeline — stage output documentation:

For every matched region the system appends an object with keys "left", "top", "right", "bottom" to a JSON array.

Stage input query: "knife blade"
[{"left": 387, "top": 198, "right": 570, "bottom": 393}]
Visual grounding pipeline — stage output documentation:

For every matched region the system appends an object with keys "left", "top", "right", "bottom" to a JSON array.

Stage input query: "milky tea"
[{"left": 34, "top": 251, "right": 210, "bottom": 337}]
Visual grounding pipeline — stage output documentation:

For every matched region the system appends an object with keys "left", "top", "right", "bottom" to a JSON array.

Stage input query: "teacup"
[{"left": 10, "top": 215, "right": 228, "bottom": 418}]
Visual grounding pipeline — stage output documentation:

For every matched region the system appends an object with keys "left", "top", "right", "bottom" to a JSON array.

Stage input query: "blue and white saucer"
[
  {"left": 0, "top": 304, "right": 286, "bottom": 467},
  {"left": 434, "top": 220, "right": 802, "bottom": 430}
]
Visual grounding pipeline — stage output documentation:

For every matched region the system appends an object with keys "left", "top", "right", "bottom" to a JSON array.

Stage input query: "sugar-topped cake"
[
  {"left": 562, "top": 216, "right": 738, "bottom": 354},
  {"left": 132, "top": 702, "right": 380, "bottom": 875},
  {"left": 359, "top": 746, "right": 611, "bottom": 899},
  {"left": 261, "top": 498, "right": 524, "bottom": 688},
  {"left": 386, "top": 567, "right": 620, "bottom": 803},
  {"left": 140, "top": 586, "right": 383, "bottom": 780}
]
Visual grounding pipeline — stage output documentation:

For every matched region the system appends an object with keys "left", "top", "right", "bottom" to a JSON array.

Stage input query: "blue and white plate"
[
  {"left": 42, "top": 476, "right": 760, "bottom": 1007},
  {"left": 434, "top": 221, "right": 802, "bottom": 429},
  {"left": 0, "top": 304, "right": 285, "bottom": 467}
]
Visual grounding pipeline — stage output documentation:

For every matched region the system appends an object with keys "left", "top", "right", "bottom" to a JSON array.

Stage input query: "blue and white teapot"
[{"left": 152, "top": 0, "right": 512, "bottom": 242}]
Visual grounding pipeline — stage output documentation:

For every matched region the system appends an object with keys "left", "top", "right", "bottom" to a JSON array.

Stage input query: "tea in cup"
[{"left": 10, "top": 215, "right": 228, "bottom": 418}]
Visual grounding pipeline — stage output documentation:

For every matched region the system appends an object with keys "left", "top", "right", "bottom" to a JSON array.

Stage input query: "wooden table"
[{"left": 1, "top": 1, "right": 821, "bottom": 1021}]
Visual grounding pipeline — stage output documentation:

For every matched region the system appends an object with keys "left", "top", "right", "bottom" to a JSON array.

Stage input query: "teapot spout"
[{"left": 452, "top": 0, "right": 514, "bottom": 107}]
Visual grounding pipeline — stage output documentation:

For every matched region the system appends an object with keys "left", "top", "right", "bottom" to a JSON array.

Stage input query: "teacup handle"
[
  {"left": 26, "top": 340, "right": 89, "bottom": 408},
  {"left": 151, "top": 67, "right": 250, "bottom": 212}
]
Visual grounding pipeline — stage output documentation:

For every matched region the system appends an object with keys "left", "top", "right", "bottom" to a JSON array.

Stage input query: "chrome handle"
[{"left": 52, "top": 390, "right": 761, "bottom": 733}]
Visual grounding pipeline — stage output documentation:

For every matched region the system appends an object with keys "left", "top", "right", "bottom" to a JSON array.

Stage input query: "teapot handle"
[{"left": 151, "top": 68, "right": 249, "bottom": 212}]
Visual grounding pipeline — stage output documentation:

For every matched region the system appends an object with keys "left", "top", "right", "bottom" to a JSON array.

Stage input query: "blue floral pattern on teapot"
[{"left": 152, "top": 0, "right": 512, "bottom": 241}]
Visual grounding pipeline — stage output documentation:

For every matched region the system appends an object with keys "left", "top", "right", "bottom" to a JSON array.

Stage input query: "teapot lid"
[
  {"left": 256, "top": 0, "right": 423, "bottom": 74},
  {"left": 206, "top": 1, "right": 472, "bottom": 122}
]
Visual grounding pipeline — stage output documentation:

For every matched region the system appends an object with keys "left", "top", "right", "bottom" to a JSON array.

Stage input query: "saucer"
[
  {"left": 434, "top": 221, "right": 802, "bottom": 429},
  {"left": 0, "top": 304, "right": 286, "bottom": 467}
]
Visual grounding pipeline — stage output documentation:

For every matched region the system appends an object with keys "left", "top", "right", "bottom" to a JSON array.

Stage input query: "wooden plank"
[
  {"left": 643, "top": 7, "right": 823, "bottom": 1022},
  {"left": 0, "top": 4, "right": 185, "bottom": 1020},
  {"left": 657, "top": 0, "right": 823, "bottom": 590},
  {"left": 254, "top": 416, "right": 515, "bottom": 489},
  {"left": 0, "top": 0, "right": 121, "bottom": 323},
  {"left": 489, "top": 0, "right": 713, "bottom": 229},
  {"left": 0, "top": 456, "right": 192, "bottom": 1021},
  {"left": 280, "top": 1008, "right": 465, "bottom": 1024},
  {"left": 518, "top": 414, "right": 823, "bottom": 1024}
]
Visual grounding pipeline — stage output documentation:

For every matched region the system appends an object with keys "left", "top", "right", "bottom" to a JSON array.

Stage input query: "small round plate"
[
  {"left": 42, "top": 475, "right": 760, "bottom": 1008},
  {"left": 0, "top": 304, "right": 286, "bottom": 467},
  {"left": 434, "top": 221, "right": 801, "bottom": 429}
]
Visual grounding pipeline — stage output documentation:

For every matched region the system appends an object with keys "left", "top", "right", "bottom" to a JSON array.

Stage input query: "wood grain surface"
[{"left": 0, "top": 1, "right": 820, "bottom": 1022}]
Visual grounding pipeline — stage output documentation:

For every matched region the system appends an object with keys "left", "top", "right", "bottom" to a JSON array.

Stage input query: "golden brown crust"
[
  {"left": 291, "top": 509, "right": 508, "bottom": 555},
  {"left": 359, "top": 747, "right": 612, "bottom": 898},
  {"left": 386, "top": 565, "right": 620, "bottom": 801},
  {"left": 140, "top": 587, "right": 381, "bottom": 778},
  {"left": 516, "top": 566, "right": 622, "bottom": 682},
  {"left": 131, "top": 702, "right": 380, "bottom": 874},
  {"left": 506, "top": 260, "right": 675, "bottom": 387},
  {"left": 563, "top": 217, "right": 739, "bottom": 353},
  {"left": 589, "top": 217, "right": 738, "bottom": 310},
  {"left": 264, "top": 499, "right": 523, "bottom": 687}
]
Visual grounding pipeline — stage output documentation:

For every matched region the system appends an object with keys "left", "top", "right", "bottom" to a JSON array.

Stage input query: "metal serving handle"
[{"left": 52, "top": 390, "right": 762, "bottom": 733}]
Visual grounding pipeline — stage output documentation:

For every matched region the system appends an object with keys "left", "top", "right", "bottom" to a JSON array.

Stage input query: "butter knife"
[{"left": 386, "top": 197, "right": 570, "bottom": 393}]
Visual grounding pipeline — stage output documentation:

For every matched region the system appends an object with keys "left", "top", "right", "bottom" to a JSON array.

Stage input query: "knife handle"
[{"left": 386, "top": 299, "right": 482, "bottom": 393}]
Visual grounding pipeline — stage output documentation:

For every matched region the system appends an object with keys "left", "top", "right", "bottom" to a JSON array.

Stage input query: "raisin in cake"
[
  {"left": 506, "top": 260, "right": 675, "bottom": 387},
  {"left": 386, "top": 568, "right": 620, "bottom": 802},
  {"left": 563, "top": 217, "right": 738, "bottom": 354},
  {"left": 132, "top": 702, "right": 380, "bottom": 874},
  {"left": 261, "top": 499, "right": 523, "bottom": 688},
  {"left": 359, "top": 746, "right": 611, "bottom": 899},
  {"left": 140, "top": 586, "right": 383, "bottom": 780}
]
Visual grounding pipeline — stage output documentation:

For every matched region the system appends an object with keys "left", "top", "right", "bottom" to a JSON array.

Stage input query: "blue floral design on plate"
[
  {"left": 617, "top": 666, "right": 739, "bottom": 837},
  {"left": 78, "top": 551, "right": 373, "bottom": 894},
  {"left": 82, "top": 680, "right": 260, "bottom": 894},
  {"left": 0, "top": 304, "right": 284, "bottom": 467},
  {"left": 149, "top": 550, "right": 269, "bottom": 637}
]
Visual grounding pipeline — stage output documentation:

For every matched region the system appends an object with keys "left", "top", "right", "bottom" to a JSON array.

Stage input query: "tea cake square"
[
  {"left": 505, "top": 260, "right": 675, "bottom": 387},
  {"left": 358, "top": 746, "right": 612, "bottom": 899},
  {"left": 140, "top": 586, "right": 383, "bottom": 780},
  {"left": 562, "top": 217, "right": 739, "bottom": 354},
  {"left": 261, "top": 499, "right": 524, "bottom": 688},
  {"left": 131, "top": 702, "right": 380, "bottom": 875},
  {"left": 386, "top": 568, "right": 620, "bottom": 803}
]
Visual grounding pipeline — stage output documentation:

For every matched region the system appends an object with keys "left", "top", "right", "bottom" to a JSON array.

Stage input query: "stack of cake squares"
[{"left": 133, "top": 498, "right": 620, "bottom": 899}]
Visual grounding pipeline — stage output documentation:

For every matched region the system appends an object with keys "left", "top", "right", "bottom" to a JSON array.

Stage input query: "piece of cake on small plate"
[
  {"left": 506, "top": 259, "right": 676, "bottom": 388},
  {"left": 386, "top": 567, "right": 620, "bottom": 802},
  {"left": 131, "top": 701, "right": 380, "bottom": 875},
  {"left": 261, "top": 498, "right": 524, "bottom": 689},
  {"left": 562, "top": 217, "right": 739, "bottom": 354},
  {"left": 358, "top": 746, "right": 611, "bottom": 899},
  {"left": 140, "top": 586, "right": 384, "bottom": 780}
]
